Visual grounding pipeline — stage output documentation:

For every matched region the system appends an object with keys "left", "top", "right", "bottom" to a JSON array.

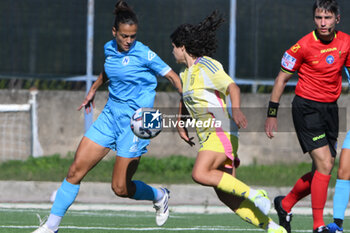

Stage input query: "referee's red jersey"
[{"left": 281, "top": 30, "right": 350, "bottom": 102}]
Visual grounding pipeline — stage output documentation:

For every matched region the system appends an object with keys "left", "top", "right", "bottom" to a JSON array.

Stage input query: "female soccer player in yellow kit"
[{"left": 170, "top": 11, "right": 286, "bottom": 233}]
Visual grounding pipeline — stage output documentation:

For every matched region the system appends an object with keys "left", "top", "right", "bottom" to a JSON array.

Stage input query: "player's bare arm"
[
  {"left": 227, "top": 82, "right": 247, "bottom": 129},
  {"left": 163, "top": 70, "right": 183, "bottom": 94},
  {"left": 265, "top": 71, "right": 293, "bottom": 139},
  {"left": 176, "top": 100, "right": 194, "bottom": 146},
  {"left": 77, "top": 70, "right": 108, "bottom": 113}
]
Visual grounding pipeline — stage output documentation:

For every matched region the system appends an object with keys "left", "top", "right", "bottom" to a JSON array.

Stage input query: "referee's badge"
[{"left": 326, "top": 55, "right": 334, "bottom": 64}]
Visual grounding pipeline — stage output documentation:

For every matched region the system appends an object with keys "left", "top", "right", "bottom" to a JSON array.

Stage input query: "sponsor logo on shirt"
[
  {"left": 122, "top": 56, "right": 130, "bottom": 66},
  {"left": 148, "top": 51, "right": 156, "bottom": 61},
  {"left": 321, "top": 47, "right": 337, "bottom": 53},
  {"left": 291, "top": 43, "right": 301, "bottom": 53},
  {"left": 326, "top": 55, "right": 335, "bottom": 64},
  {"left": 281, "top": 52, "right": 296, "bottom": 70}
]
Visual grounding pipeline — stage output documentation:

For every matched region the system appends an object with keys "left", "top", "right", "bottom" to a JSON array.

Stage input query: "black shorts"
[{"left": 292, "top": 95, "right": 338, "bottom": 157}]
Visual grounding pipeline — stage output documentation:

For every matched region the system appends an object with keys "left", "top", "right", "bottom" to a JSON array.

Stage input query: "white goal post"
[{"left": 0, "top": 90, "right": 43, "bottom": 161}]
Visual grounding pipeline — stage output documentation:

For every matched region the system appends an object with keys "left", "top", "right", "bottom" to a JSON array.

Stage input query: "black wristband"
[{"left": 267, "top": 101, "right": 279, "bottom": 117}]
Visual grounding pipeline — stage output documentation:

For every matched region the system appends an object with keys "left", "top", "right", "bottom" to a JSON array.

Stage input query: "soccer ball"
[{"left": 130, "top": 108, "right": 162, "bottom": 139}]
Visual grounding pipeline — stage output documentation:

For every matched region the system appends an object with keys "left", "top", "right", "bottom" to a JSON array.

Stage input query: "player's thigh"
[
  {"left": 193, "top": 150, "right": 227, "bottom": 175},
  {"left": 112, "top": 156, "right": 141, "bottom": 186},
  {"left": 196, "top": 132, "right": 238, "bottom": 171},
  {"left": 67, "top": 136, "right": 111, "bottom": 183},
  {"left": 191, "top": 150, "right": 228, "bottom": 186}
]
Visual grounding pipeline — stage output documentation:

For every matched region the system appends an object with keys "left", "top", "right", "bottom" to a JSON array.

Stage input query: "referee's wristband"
[{"left": 267, "top": 101, "right": 279, "bottom": 118}]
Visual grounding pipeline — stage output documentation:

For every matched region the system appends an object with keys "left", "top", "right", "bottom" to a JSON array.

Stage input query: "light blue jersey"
[
  {"left": 85, "top": 39, "right": 171, "bottom": 158},
  {"left": 104, "top": 39, "right": 171, "bottom": 109}
]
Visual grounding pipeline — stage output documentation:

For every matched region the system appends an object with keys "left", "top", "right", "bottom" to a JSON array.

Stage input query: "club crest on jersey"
[
  {"left": 326, "top": 55, "right": 334, "bottom": 64},
  {"left": 122, "top": 56, "right": 130, "bottom": 66},
  {"left": 148, "top": 51, "right": 156, "bottom": 61},
  {"left": 190, "top": 74, "right": 195, "bottom": 85}
]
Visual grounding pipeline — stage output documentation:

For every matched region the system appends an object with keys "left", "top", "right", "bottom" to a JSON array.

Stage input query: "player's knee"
[
  {"left": 318, "top": 164, "right": 333, "bottom": 175},
  {"left": 337, "top": 167, "right": 350, "bottom": 180},
  {"left": 66, "top": 163, "right": 84, "bottom": 182},
  {"left": 315, "top": 158, "right": 333, "bottom": 174},
  {"left": 324, "top": 160, "right": 334, "bottom": 173},
  {"left": 111, "top": 183, "right": 130, "bottom": 198},
  {"left": 191, "top": 169, "right": 205, "bottom": 185}
]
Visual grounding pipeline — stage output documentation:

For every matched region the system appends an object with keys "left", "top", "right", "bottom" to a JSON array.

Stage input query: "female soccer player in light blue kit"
[
  {"left": 32, "top": 1, "right": 182, "bottom": 232},
  {"left": 327, "top": 130, "right": 350, "bottom": 233}
]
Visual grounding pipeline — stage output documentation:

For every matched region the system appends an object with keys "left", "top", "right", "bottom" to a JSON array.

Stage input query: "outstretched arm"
[
  {"left": 77, "top": 70, "right": 108, "bottom": 113},
  {"left": 265, "top": 70, "right": 293, "bottom": 139}
]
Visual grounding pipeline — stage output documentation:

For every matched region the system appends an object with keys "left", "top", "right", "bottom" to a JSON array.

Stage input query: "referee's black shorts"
[{"left": 292, "top": 95, "right": 338, "bottom": 157}]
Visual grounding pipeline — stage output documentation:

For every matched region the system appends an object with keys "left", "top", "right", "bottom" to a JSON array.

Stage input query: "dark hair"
[
  {"left": 170, "top": 11, "right": 225, "bottom": 57},
  {"left": 113, "top": 0, "right": 138, "bottom": 30},
  {"left": 313, "top": 0, "right": 340, "bottom": 17}
]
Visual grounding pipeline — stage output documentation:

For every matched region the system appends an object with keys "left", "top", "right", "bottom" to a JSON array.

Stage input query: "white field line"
[
  {"left": 0, "top": 225, "right": 314, "bottom": 232},
  {"left": 0, "top": 203, "right": 337, "bottom": 215},
  {"left": 0, "top": 206, "right": 343, "bottom": 232}
]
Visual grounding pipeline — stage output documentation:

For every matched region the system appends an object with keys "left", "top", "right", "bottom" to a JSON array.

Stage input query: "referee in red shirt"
[{"left": 265, "top": 1, "right": 350, "bottom": 233}]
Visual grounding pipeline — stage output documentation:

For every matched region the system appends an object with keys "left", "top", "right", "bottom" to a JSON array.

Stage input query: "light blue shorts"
[
  {"left": 342, "top": 130, "right": 350, "bottom": 149},
  {"left": 85, "top": 99, "right": 150, "bottom": 158}
]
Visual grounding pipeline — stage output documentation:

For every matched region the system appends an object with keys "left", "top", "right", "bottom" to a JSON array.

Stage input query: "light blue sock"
[
  {"left": 51, "top": 179, "right": 80, "bottom": 216},
  {"left": 132, "top": 180, "right": 158, "bottom": 201},
  {"left": 333, "top": 179, "right": 350, "bottom": 220}
]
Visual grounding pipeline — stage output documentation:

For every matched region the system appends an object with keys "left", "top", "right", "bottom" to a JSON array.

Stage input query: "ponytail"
[{"left": 113, "top": 0, "right": 138, "bottom": 30}]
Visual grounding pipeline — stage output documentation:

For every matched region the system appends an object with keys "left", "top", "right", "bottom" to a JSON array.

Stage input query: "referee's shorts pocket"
[{"left": 304, "top": 112, "right": 323, "bottom": 130}]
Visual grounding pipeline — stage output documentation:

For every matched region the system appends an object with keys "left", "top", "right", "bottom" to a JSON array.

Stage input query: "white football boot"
[
  {"left": 31, "top": 225, "right": 58, "bottom": 233},
  {"left": 153, "top": 188, "right": 170, "bottom": 226},
  {"left": 251, "top": 189, "right": 271, "bottom": 215}
]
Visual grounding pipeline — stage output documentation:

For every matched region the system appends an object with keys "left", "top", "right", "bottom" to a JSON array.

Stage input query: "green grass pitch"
[{"left": 1, "top": 207, "right": 349, "bottom": 233}]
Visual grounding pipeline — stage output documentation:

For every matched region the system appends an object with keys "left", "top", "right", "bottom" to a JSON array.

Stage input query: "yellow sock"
[
  {"left": 217, "top": 172, "right": 250, "bottom": 198},
  {"left": 235, "top": 198, "right": 271, "bottom": 229}
]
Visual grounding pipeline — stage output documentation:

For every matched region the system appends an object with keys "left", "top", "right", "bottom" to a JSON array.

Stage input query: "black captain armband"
[{"left": 267, "top": 101, "right": 279, "bottom": 117}]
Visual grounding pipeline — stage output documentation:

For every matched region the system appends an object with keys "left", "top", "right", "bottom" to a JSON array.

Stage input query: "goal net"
[{"left": 0, "top": 90, "right": 43, "bottom": 161}]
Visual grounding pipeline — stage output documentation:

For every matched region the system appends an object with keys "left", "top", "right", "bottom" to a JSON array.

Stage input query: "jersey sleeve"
[
  {"left": 281, "top": 42, "right": 304, "bottom": 74},
  {"left": 145, "top": 49, "right": 171, "bottom": 76},
  {"left": 210, "top": 61, "right": 234, "bottom": 95}
]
